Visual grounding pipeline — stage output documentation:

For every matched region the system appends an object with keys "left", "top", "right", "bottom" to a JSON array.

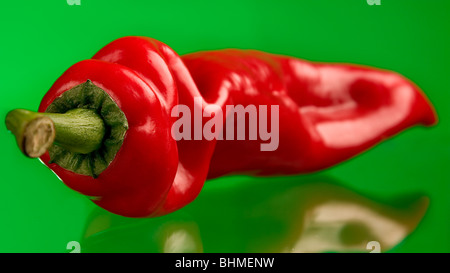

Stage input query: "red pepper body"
[{"left": 38, "top": 36, "right": 437, "bottom": 217}]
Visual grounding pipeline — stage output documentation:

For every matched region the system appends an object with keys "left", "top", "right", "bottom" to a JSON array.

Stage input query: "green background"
[{"left": 0, "top": 0, "right": 449, "bottom": 252}]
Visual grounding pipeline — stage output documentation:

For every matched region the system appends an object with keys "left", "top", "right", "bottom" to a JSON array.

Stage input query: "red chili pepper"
[{"left": 5, "top": 36, "right": 437, "bottom": 217}]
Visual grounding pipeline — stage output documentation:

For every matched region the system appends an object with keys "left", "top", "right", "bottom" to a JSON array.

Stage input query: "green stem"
[{"left": 5, "top": 108, "right": 105, "bottom": 158}]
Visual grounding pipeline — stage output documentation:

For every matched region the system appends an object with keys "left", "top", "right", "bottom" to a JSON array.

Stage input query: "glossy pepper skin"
[
  {"left": 35, "top": 36, "right": 436, "bottom": 217},
  {"left": 38, "top": 59, "right": 179, "bottom": 217}
]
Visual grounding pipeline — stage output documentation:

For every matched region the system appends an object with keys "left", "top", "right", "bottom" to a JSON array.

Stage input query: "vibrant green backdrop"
[{"left": 0, "top": 0, "right": 448, "bottom": 252}]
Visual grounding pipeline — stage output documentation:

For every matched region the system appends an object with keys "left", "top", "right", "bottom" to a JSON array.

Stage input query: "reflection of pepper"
[
  {"left": 81, "top": 175, "right": 429, "bottom": 253},
  {"left": 5, "top": 36, "right": 437, "bottom": 217}
]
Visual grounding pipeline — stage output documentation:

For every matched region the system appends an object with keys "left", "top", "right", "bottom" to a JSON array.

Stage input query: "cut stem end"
[
  {"left": 23, "top": 116, "right": 55, "bottom": 157},
  {"left": 5, "top": 108, "right": 105, "bottom": 158}
]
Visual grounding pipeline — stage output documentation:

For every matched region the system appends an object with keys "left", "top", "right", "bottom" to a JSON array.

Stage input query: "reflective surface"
[
  {"left": 0, "top": 0, "right": 448, "bottom": 252},
  {"left": 81, "top": 175, "right": 428, "bottom": 253}
]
